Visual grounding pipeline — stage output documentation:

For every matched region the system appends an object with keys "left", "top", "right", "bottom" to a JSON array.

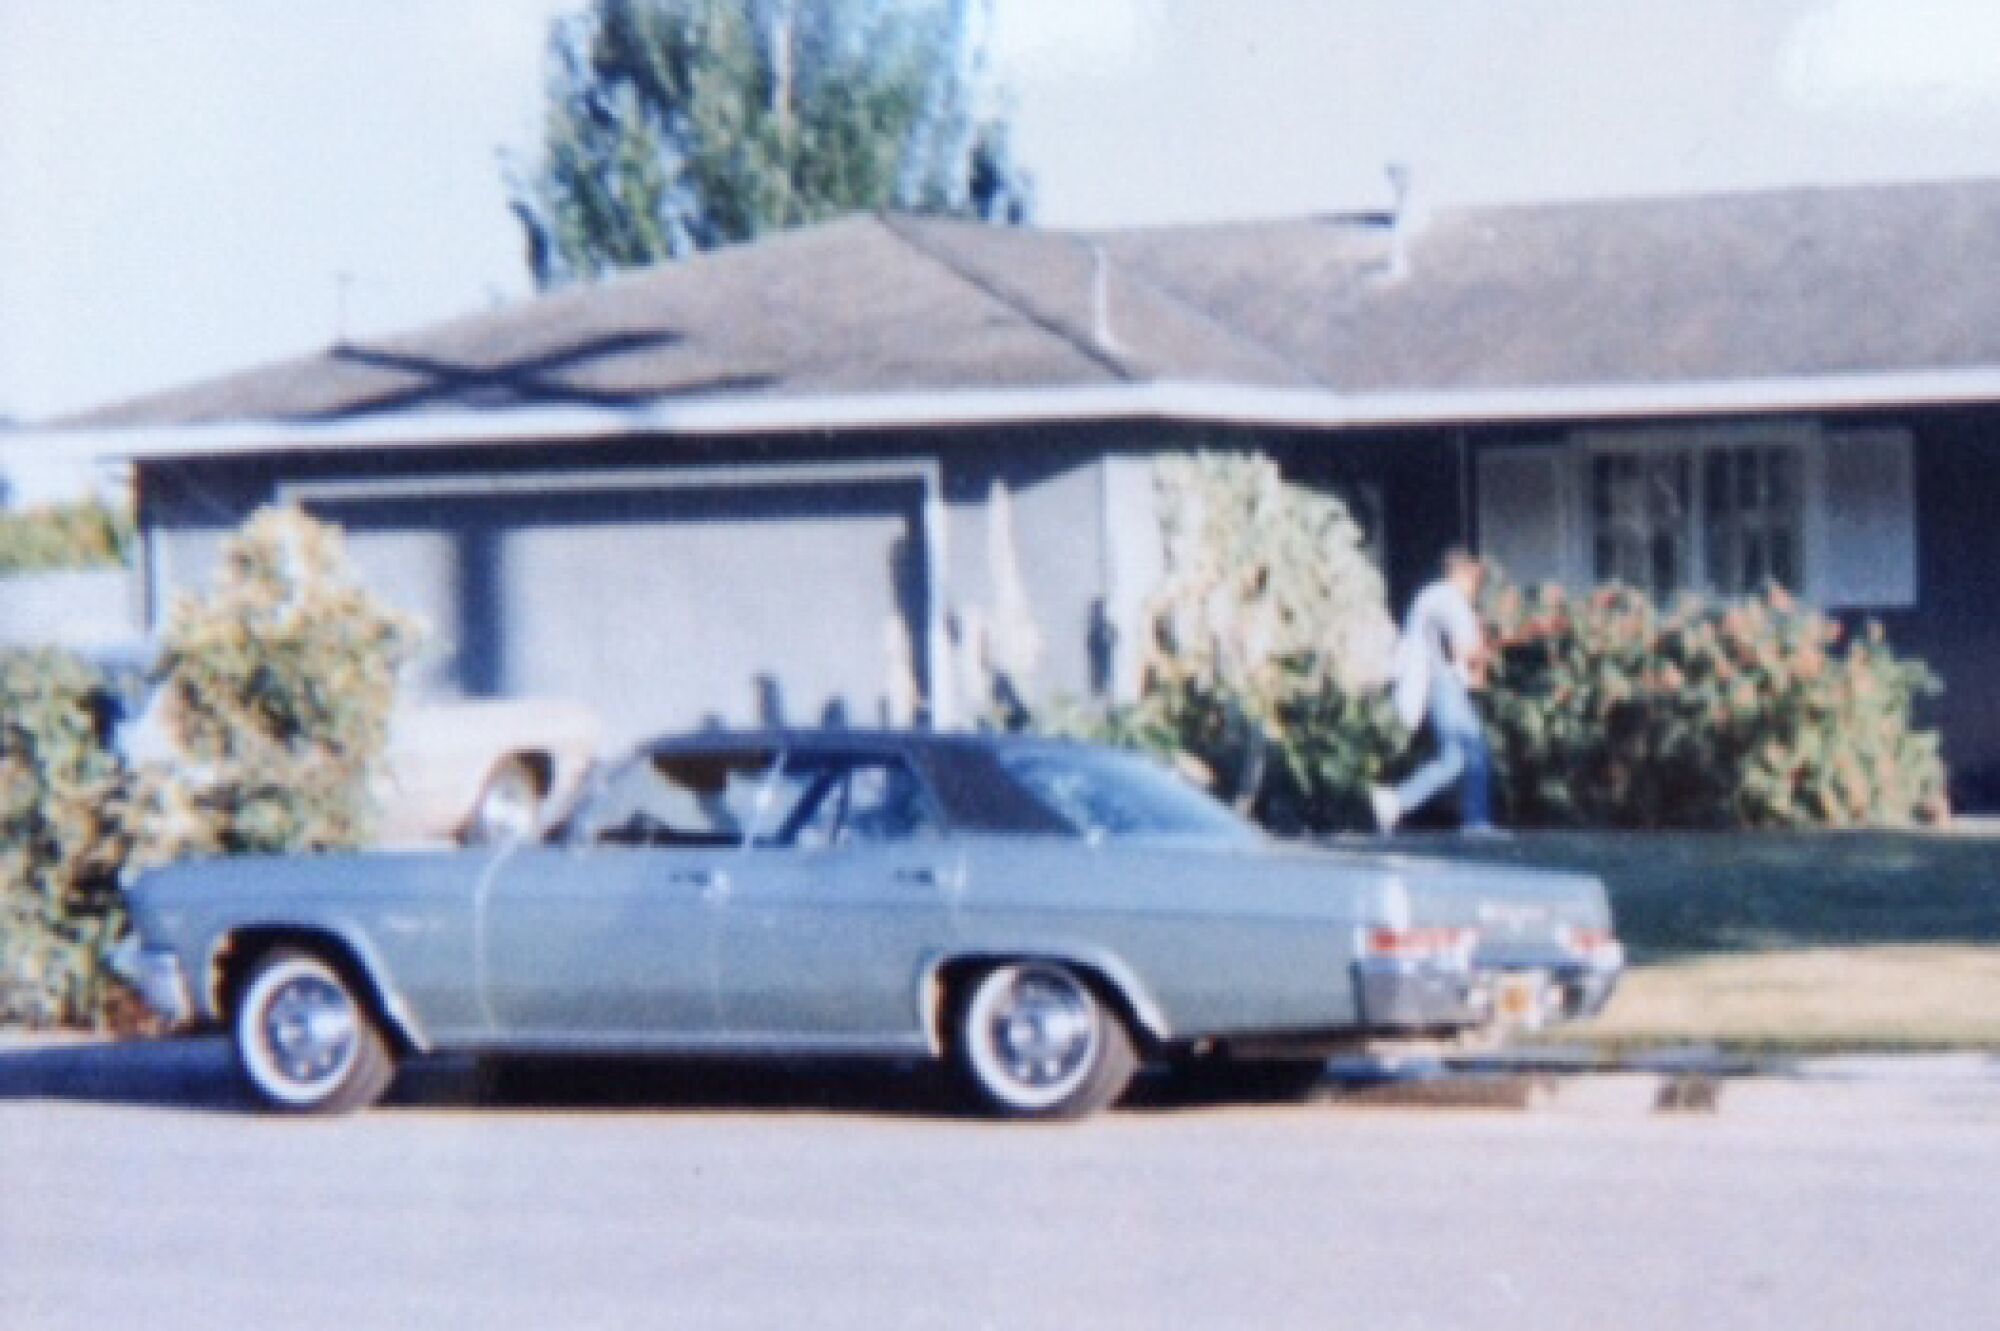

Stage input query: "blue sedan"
[{"left": 122, "top": 731, "right": 1623, "bottom": 1119}]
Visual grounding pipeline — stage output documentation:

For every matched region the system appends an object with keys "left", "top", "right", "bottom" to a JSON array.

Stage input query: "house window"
[
  {"left": 1587, "top": 439, "right": 1804, "bottom": 598},
  {"left": 1702, "top": 445, "right": 1802, "bottom": 596},
  {"left": 1591, "top": 453, "right": 1693, "bottom": 597},
  {"left": 1479, "top": 423, "right": 1915, "bottom": 610}
]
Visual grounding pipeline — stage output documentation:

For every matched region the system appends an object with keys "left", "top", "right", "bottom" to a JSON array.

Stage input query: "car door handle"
[
  {"left": 669, "top": 868, "right": 729, "bottom": 895},
  {"left": 893, "top": 865, "right": 957, "bottom": 889}
]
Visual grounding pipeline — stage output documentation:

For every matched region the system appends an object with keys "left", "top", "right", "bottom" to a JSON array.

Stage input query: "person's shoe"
[
  {"left": 1459, "top": 823, "right": 1511, "bottom": 840},
  {"left": 1369, "top": 786, "right": 1401, "bottom": 835}
]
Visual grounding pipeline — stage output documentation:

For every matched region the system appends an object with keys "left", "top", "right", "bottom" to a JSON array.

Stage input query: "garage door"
[{"left": 309, "top": 477, "right": 930, "bottom": 747}]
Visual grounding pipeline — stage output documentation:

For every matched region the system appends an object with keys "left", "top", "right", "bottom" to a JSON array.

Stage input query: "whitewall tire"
[
  {"left": 956, "top": 962, "right": 1137, "bottom": 1120},
  {"left": 232, "top": 950, "right": 396, "bottom": 1114}
]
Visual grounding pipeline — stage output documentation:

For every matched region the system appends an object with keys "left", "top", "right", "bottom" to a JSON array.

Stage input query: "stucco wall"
[
  {"left": 932, "top": 434, "right": 1111, "bottom": 720},
  {"left": 137, "top": 426, "right": 1420, "bottom": 745},
  {"left": 0, "top": 567, "right": 143, "bottom": 648}
]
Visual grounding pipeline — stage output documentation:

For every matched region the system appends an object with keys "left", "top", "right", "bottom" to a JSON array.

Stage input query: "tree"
[{"left": 510, "top": 0, "right": 1032, "bottom": 287}]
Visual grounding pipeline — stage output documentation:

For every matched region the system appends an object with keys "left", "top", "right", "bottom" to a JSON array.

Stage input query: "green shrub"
[
  {"left": 0, "top": 649, "right": 131, "bottom": 1027},
  {"left": 0, "top": 507, "right": 423, "bottom": 1030},
  {"left": 1480, "top": 580, "right": 1948, "bottom": 828},
  {"left": 0, "top": 499, "right": 134, "bottom": 574},
  {"left": 1041, "top": 667, "right": 1401, "bottom": 834},
  {"left": 1034, "top": 453, "right": 1400, "bottom": 829},
  {"left": 133, "top": 506, "right": 421, "bottom": 858},
  {"left": 1263, "top": 670, "right": 1406, "bottom": 831}
]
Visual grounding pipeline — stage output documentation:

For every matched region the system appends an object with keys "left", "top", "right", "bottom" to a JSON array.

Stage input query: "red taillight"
[
  {"left": 1365, "top": 926, "right": 1478, "bottom": 962},
  {"left": 1562, "top": 926, "right": 1624, "bottom": 966}
]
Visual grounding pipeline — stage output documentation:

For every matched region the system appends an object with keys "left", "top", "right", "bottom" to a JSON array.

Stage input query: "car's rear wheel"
[
  {"left": 232, "top": 949, "right": 396, "bottom": 1114},
  {"left": 955, "top": 962, "right": 1137, "bottom": 1120},
  {"left": 464, "top": 756, "right": 544, "bottom": 845}
]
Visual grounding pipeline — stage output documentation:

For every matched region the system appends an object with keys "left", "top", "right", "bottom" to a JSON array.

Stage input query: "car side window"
[
  {"left": 589, "top": 751, "right": 779, "bottom": 848},
  {"left": 753, "top": 762, "right": 842, "bottom": 848},
  {"left": 841, "top": 759, "right": 937, "bottom": 844},
  {"left": 773, "top": 756, "right": 938, "bottom": 848}
]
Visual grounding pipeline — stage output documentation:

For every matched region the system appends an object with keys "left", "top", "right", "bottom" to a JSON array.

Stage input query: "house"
[{"left": 31, "top": 178, "right": 2000, "bottom": 804}]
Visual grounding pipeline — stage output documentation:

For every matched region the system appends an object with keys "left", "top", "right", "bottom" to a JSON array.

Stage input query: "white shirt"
[{"left": 1390, "top": 579, "right": 1482, "bottom": 729}]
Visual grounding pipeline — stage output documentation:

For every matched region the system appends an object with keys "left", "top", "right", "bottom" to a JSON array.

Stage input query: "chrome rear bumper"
[{"left": 1356, "top": 954, "right": 1622, "bottom": 1034}]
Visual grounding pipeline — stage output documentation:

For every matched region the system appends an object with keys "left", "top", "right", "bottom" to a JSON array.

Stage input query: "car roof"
[
  {"left": 630, "top": 728, "right": 1092, "bottom": 834},
  {"left": 635, "top": 727, "right": 1088, "bottom": 759}
]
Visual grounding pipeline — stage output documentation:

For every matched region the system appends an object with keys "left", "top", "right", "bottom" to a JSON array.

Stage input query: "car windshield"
[{"left": 997, "top": 748, "right": 1261, "bottom": 845}]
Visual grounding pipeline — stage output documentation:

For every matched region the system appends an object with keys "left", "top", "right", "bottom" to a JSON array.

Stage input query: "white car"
[
  {"left": 378, "top": 698, "right": 601, "bottom": 846},
  {"left": 114, "top": 666, "right": 601, "bottom": 848}
]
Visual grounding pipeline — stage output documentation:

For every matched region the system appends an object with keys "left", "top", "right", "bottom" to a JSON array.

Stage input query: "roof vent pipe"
[
  {"left": 1091, "top": 242, "right": 1125, "bottom": 355},
  {"left": 1385, "top": 162, "right": 1427, "bottom": 281}
]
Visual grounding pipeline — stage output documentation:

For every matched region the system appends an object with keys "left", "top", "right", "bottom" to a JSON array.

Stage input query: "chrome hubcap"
[
  {"left": 983, "top": 969, "right": 1096, "bottom": 1092},
  {"left": 262, "top": 976, "right": 357, "bottom": 1087}
]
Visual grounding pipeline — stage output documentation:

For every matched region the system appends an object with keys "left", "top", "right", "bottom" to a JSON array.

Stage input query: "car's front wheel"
[
  {"left": 955, "top": 962, "right": 1137, "bottom": 1120},
  {"left": 232, "top": 949, "right": 396, "bottom": 1114}
]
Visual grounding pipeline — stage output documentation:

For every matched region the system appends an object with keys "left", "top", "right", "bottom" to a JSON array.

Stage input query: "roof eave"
[{"left": 11, "top": 368, "right": 2000, "bottom": 466}]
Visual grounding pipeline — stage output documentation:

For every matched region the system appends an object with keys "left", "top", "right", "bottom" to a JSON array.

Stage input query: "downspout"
[
  {"left": 922, "top": 464, "right": 954, "bottom": 730},
  {"left": 138, "top": 470, "right": 162, "bottom": 634},
  {"left": 1457, "top": 427, "right": 1474, "bottom": 551}
]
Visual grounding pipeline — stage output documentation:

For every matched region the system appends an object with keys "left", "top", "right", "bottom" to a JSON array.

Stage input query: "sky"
[{"left": 6, "top": 0, "right": 2000, "bottom": 453}]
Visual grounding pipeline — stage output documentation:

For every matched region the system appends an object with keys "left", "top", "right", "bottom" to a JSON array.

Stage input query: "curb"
[
  {"left": 1312, "top": 1045, "right": 2000, "bottom": 1116},
  {"left": 1317, "top": 1057, "right": 1729, "bottom": 1115}
]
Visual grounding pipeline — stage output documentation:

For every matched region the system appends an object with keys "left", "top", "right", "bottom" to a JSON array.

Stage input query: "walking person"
[{"left": 1371, "top": 547, "right": 1498, "bottom": 834}]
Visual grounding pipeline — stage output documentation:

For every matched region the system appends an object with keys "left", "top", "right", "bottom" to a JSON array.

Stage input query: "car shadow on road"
[
  {"left": 434, "top": 1060, "right": 1331, "bottom": 1116},
  {"left": 413, "top": 1054, "right": 982, "bottom": 1118},
  {"left": 0, "top": 1038, "right": 980, "bottom": 1118},
  {"left": 0, "top": 1036, "right": 255, "bottom": 1113},
  {"left": 0, "top": 1037, "right": 1321, "bottom": 1118},
  {"left": 0, "top": 1038, "right": 1081, "bottom": 1119}
]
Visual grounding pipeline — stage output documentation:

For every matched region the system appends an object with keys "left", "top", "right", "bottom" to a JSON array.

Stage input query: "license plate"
[{"left": 1495, "top": 971, "right": 1549, "bottom": 1029}]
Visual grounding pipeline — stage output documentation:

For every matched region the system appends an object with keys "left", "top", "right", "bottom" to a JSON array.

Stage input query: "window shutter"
[
  {"left": 1818, "top": 428, "right": 1916, "bottom": 609},
  {"left": 1476, "top": 446, "right": 1576, "bottom": 588}
]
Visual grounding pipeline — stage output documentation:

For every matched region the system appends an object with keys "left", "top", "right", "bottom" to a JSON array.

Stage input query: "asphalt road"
[{"left": 3, "top": 1039, "right": 1997, "bottom": 1331}]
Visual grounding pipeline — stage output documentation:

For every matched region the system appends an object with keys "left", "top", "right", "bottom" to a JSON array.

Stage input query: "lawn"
[{"left": 1339, "top": 830, "right": 2000, "bottom": 1052}]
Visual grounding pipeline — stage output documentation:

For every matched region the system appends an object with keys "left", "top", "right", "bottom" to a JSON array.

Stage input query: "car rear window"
[{"left": 996, "top": 748, "right": 1260, "bottom": 844}]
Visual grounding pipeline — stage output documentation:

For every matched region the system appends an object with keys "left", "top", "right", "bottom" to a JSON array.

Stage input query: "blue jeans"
[{"left": 1392, "top": 671, "right": 1493, "bottom": 829}]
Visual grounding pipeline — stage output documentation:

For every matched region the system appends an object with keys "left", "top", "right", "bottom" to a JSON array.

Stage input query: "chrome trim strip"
[{"left": 455, "top": 1031, "right": 935, "bottom": 1058}]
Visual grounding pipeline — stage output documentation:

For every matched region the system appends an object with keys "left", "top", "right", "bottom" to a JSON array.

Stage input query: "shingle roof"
[
  {"left": 64, "top": 178, "right": 2000, "bottom": 429},
  {"left": 1108, "top": 181, "right": 2000, "bottom": 392}
]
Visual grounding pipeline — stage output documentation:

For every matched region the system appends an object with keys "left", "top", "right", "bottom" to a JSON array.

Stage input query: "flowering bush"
[{"left": 1481, "top": 580, "right": 1947, "bottom": 828}]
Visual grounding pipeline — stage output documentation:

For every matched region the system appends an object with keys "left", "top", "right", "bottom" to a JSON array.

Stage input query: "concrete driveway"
[{"left": 3, "top": 1037, "right": 1996, "bottom": 1331}]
